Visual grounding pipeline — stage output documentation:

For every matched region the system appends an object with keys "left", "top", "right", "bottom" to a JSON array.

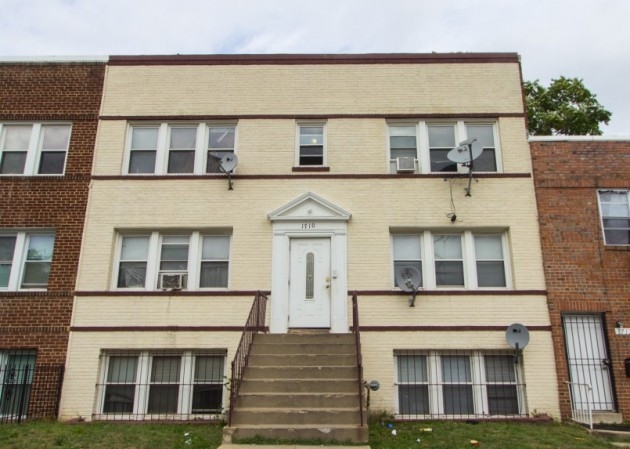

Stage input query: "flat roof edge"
[
  {"left": 529, "top": 135, "right": 630, "bottom": 142},
  {"left": 0, "top": 55, "right": 109, "bottom": 63},
  {"left": 108, "top": 52, "right": 520, "bottom": 66}
]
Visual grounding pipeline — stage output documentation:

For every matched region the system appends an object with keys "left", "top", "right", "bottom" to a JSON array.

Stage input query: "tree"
[{"left": 523, "top": 77, "right": 612, "bottom": 135}]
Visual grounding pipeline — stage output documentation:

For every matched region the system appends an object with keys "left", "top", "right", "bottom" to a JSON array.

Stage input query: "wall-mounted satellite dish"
[
  {"left": 506, "top": 323, "right": 530, "bottom": 352},
  {"left": 395, "top": 266, "right": 422, "bottom": 307},
  {"left": 446, "top": 137, "right": 483, "bottom": 197},
  {"left": 209, "top": 153, "right": 238, "bottom": 190}
]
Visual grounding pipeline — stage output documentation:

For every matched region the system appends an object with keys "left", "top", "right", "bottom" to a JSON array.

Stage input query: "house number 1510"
[{"left": 301, "top": 223, "right": 316, "bottom": 229}]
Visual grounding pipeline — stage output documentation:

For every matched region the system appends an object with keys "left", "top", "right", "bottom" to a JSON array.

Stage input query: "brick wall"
[
  {"left": 0, "top": 62, "right": 105, "bottom": 365},
  {"left": 531, "top": 139, "right": 630, "bottom": 419}
]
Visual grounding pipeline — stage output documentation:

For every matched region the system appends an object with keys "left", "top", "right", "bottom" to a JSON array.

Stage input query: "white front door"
[
  {"left": 289, "top": 238, "right": 331, "bottom": 328},
  {"left": 563, "top": 314, "right": 615, "bottom": 411}
]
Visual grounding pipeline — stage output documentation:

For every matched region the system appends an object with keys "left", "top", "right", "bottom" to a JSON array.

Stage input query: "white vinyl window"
[
  {"left": 297, "top": 123, "right": 326, "bottom": 166},
  {"left": 98, "top": 351, "right": 225, "bottom": 419},
  {"left": 392, "top": 231, "right": 509, "bottom": 290},
  {"left": 0, "top": 123, "right": 71, "bottom": 175},
  {"left": 115, "top": 232, "right": 230, "bottom": 290},
  {"left": 388, "top": 121, "right": 500, "bottom": 174},
  {"left": 388, "top": 125, "right": 418, "bottom": 173},
  {"left": 0, "top": 232, "right": 55, "bottom": 291},
  {"left": 598, "top": 190, "right": 630, "bottom": 245},
  {"left": 125, "top": 123, "right": 236, "bottom": 175},
  {"left": 395, "top": 351, "right": 523, "bottom": 418}
]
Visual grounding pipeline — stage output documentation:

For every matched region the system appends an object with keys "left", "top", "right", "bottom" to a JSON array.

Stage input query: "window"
[
  {"left": 395, "top": 350, "right": 523, "bottom": 419},
  {"left": 297, "top": 123, "right": 325, "bottom": 166},
  {"left": 389, "top": 125, "right": 418, "bottom": 173},
  {"left": 125, "top": 123, "right": 236, "bottom": 175},
  {"left": 98, "top": 351, "right": 225, "bottom": 419},
  {"left": 392, "top": 231, "right": 508, "bottom": 289},
  {"left": 598, "top": 190, "right": 630, "bottom": 245},
  {"left": 0, "top": 232, "right": 55, "bottom": 291},
  {"left": 0, "top": 123, "right": 71, "bottom": 175},
  {"left": 115, "top": 232, "right": 230, "bottom": 290},
  {"left": 0, "top": 350, "right": 36, "bottom": 418},
  {"left": 387, "top": 121, "right": 500, "bottom": 174},
  {"left": 428, "top": 124, "right": 457, "bottom": 173},
  {"left": 392, "top": 235, "right": 422, "bottom": 287}
]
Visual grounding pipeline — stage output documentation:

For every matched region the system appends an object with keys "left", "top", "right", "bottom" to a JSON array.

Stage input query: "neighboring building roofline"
[
  {"left": 108, "top": 52, "right": 520, "bottom": 66},
  {"left": 529, "top": 135, "right": 630, "bottom": 142},
  {"left": 0, "top": 55, "right": 109, "bottom": 63}
]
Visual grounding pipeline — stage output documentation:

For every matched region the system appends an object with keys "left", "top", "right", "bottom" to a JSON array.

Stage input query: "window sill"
[
  {"left": 604, "top": 245, "right": 630, "bottom": 251},
  {"left": 292, "top": 166, "right": 330, "bottom": 172}
]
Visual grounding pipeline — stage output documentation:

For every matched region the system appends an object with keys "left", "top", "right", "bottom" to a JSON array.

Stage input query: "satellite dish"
[
  {"left": 220, "top": 153, "right": 238, "bottom": 173},
  {"left": 395, "top": 266, "right": 422, "bottom": 307},
  {"left": 446, "top": 137, "right": 484, "bottom": 197},
  {"left": 446, "top": 138, "right": 483, "bottom": 164},
  {"left": 208, "top": 153, "right": 238, "bottom": 190},
  {"left": 506, "top": 323, "right": 530, "bottom": 351}
]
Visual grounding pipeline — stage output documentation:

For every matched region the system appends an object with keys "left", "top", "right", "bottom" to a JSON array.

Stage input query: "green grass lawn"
[{"left": 0, "top": 419, "right": 622, "bottom": 449}]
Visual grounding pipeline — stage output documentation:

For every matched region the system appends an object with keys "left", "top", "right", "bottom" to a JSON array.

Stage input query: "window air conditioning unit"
[
  {"left": 159, "top": 272, "right": 188, "bottom": 290},
  {"left": 396, "top": 157, "right": 416, "bottom": 172}
]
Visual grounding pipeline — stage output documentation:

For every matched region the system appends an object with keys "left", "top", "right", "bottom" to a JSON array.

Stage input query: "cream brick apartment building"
[{"left": 59, "top": 54, "right": 559, "bottom": 428}]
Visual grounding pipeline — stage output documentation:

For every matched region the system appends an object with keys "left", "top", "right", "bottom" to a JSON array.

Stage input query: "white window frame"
[
  {"left": 295, "top": 121, "right": 327, "bottom": 167},
  {"left": 394, "top": 351, "right": 524, "bottom": 419},
  {"left": 123, "top": 123, "right": 237, "bottom": 175},
  {"left": 0, "top": 123, "right": 71, "bottom": 176},
  {"left": 391, "top": 231, "right": 511, "bottom": 290},
  {"left": 0, "top": 231, "right": 55, "bottom": 291},
  {"left": 387, "top": 123, "right": 419, "bottom": 174},
  {"left": 97, "top": 351, "right": 226, "bottom": 420},
  {"left": 387, "top": 120, "right": 501, "bottom": 174},
  {"left": 113, "top": 231, "right": 231, "bottom": 291},
  {"left": 597, "top": 189, "right": 630, "bottom": 245}
]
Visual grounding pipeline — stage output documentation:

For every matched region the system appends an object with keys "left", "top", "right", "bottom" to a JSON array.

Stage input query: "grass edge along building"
[
  {"left": 47, "top": 53, "right": 559, "bottom": 440},
  {"left": 0, "top": 58, "right": 106, "bottom": 422}
]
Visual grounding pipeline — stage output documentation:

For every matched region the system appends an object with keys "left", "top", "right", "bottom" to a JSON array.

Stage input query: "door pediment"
[{"left": 268, "top": 192, "right": 351, "bottom": 222}]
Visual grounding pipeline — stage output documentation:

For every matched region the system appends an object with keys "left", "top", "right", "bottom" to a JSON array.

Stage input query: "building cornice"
[{"left": 108, "top": 52, "right": 520, "bottom": 66}]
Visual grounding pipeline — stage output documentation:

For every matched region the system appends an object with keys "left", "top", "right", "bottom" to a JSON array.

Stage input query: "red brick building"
[
  {"left": 531, "top": 137, "right": 630, "bottom": 422},
  {"left": 0, "top": 59, "right": 105, "bottom": 420}
]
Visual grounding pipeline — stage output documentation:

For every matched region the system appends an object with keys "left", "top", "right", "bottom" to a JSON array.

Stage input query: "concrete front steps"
[{"left": 224, "top": 333, "right": 368, "bottom": 444}]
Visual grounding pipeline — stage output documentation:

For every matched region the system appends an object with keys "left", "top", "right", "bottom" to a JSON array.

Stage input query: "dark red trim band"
[
  {"left": 108, "top": 53, "right": 520, "bottom": 66},
  {"left": 355, "top": 325, "right": 552, "bottom": 332},
  {"left": 70, "top": 326, "right": 267, "bottom": 332},
  {"left": 91, "top": 173, "right": 532, "bottom": 181},
  {"left": 99, "top": 113, "right": 524, "bottom": 121},
  {"left": 74, "top": 290, "right": 270, "bottom": 297},
  {"left": 353, "top": 290, "right": 546, "bottom": 296}
]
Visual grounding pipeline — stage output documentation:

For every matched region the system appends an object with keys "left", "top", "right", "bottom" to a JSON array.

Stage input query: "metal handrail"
[
  {"left": 351, "top": 291, "right": 366, "bottom": 426},
  {"left": 228, "top": 291, "right": 268, "bottom": 426},
  {"left": 565, "top": 381, "right": 593, "bottom": 430}
]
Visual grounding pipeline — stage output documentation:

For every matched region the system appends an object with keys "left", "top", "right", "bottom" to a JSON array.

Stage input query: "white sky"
[{"left": 1, "top": 0, "right": 628, "bottom": 135}]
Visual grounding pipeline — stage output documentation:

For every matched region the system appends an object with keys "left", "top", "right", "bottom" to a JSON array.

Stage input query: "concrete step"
[
  {"left": 255, "top": 333, "right": 356, "bottom": 345},
  {"left": 235, "top": 392, "right": 360, "bottom": 408},
  {"left": 244, "top": 366, "right": 358, "bottom": 379},
  {"left": 251, "top": 343, "right": 355, "bottom": 355},
  {"left": 239, "top": 379, "right": 358, "bottom": 394},
  {"left": 248, "top": 353, "right": 356, "bottom": 367},
  {"left": 224, "top": 424, "right": 369, "bottom": 444},
  {"left": 231, "top": 408, "right": 360, "bottom": 426}
]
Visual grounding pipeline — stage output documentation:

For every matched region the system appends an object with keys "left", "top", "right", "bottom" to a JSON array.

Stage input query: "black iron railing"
[
  {"left": 228, "top": 291, "right": 268, "bottom": 426},
  {"left": 0, "top": 363, "right": 64, "bottom": 424},
  {"left": 351, "top": 291, "right": 366, "bottom": 426}
]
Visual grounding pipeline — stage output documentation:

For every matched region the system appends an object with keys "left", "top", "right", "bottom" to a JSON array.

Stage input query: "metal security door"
[
  {"left": 563, "top": 314, "right": 615, "bottom": 411},
  {"left": 289, "top": 238, "right": 331, "bottom": 328}
]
